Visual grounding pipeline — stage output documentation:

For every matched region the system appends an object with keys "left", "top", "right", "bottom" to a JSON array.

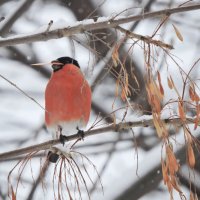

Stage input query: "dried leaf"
[
  {"left": 153, "top": 113, "right": 163, "bottom": 137},
  {"left": 150, "top": 81, "right": 163, "bottom": 101},
  {"left": 147, "top": 81, "right": 162, "bottom": 113},
  {"left": 157, "top": 71, "right": 164, "bottom": 96},
  {"left": 189, "top": 84, "right": 199, "bottom": 102},
  {"left": 194, "top": 93, "right": 199, "bottom": 101},
  {"left": 112, "top": 44, "right": 120, "bottom": 67},
  {"left": 188, "top": 144, "right": 195, "bottom": 168},
  {"left": 184, "top": 127, "right": 192, "bottom": 143},
  {"left": 195, "top": 106, "right": 200, "bottom": 128},
  {"left": 157, "top": 70, "right": 161, "bottom": 82},
  {"left": 194, "top": 115, "right": 199, "bottom": 130},
  {"left": 121, "top": 88, "right": 126, "bottom": 101},
  {"left": 166, "top": 180, "right": 173, "bottom": 193},
  {"left": 189, "top": 84, "right": 195, "bottom": 101},
  {"left": 167, "top": 77, "right": 173, "bottom": 89},
  {"left": 162, "top": 161, "right": 168, "bottom": 184},
  {"left": 11, "top": 186, "right": 16, "bottom": 200},
  {"left": 178, "top": 101, "right": 186, "bottom": 121},
  {"left": 121, "top": 87, "right": 131, "bottom": 101},
  {"left": 190, "top": 191, "right": 195, "bottom": 200},
  {"left": 172, "top": 24, "right": 183, "bottom": 42},
  {"left": 166, "top": 145, "right": 179, "bottom": 174},
  {"left": 170, "top": 175, "right": 182, "bottom": 193},
  {"left": 152, "top": 95, "right": 161, "bottom": 113},
  {"left": 153, "top": 113, "right": 166, "bottom": 138},
  {"left": 159, "top": 82, "right": 164, "bottom": 96},
  {"left": 121, "top": 73, "right": 131, "bottom": 101},
  {"left": 190, "top": 192, "right": 198, "bottom": 200}
]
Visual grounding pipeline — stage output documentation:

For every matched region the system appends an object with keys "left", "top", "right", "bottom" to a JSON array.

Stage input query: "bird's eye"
[{"left": 51, "top": 61, "right": 64, "bottom": 72}]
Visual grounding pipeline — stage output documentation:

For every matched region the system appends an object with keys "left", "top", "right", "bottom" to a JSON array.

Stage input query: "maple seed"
[
  {"left": 172, "top": 24, "right": 183, "bottom": 42},
  {"left": 178, "top": 101, "right": 186, "bottom": 121},
  {"left": 188, "top": 144, "right": 195, "bottom": 168}
]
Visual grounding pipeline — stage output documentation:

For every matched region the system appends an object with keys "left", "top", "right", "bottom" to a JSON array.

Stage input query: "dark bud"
[{"left": 48, "top": 151, "right": 59, "bottom": 163}]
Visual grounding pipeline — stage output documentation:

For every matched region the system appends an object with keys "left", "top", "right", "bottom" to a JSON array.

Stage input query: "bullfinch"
[{"left": 45, "top": 57, "right": 91, "bottom": 162}]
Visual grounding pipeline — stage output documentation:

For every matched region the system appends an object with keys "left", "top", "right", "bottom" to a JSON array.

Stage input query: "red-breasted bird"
[{"left": 45, "top": 57, "right": 91, "bottom": 162}]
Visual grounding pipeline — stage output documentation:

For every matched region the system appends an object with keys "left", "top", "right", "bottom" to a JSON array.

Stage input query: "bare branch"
[
  {"left": 0, "top": 73, "right": 46, "bottom": 111},
  {"left": 0, "top": 117, "right": 197, "bottom": 162},
  {"left": 116, "top": 26, "right": 173, "bottom": 49},
  {"left": 0, "top": 3, "right": 200, "bottom": 47}
]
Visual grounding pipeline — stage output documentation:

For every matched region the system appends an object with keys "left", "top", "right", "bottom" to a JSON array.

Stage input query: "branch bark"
[
  {"left": 0, "top": 117, "right": 197, "bottom": 162},
  {"left": 0, "top": 3, "right": 200, "bottom": 47}
]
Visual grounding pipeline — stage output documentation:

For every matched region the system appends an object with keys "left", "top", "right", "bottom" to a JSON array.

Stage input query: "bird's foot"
[
  {"left": 77, "top": 127, "right": 85, "bottom": 140},
  {"left": 57, "top": 125, "right": 66, "bottom": 146},
  {"left": 60, "top": 134, "right": 67, "bottom": 146}
]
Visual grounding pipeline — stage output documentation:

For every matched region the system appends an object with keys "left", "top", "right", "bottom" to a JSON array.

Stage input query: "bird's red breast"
[{"left": 45, "top": 61, "right": 91, "bottom": 137}]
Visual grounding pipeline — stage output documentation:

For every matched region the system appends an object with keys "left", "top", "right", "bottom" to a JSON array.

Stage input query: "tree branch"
[
  {"left": 0, "top": 3, "right": 200, "bottom": 47},
  {"left": 0, "top": 117, "right": 197, "bottom": 162},
  {"left": 116, "top": 26, "right": 173, "bottom": 49}
]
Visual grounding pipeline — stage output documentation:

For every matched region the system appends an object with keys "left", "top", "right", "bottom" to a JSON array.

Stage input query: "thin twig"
[
  {"left": 45, "top": 20, "right": 53, "bottom": 32},
  {"left": 0, "top": 73, "right": 46, "bottom": 111},
  {"left": 0, "top": 3, "right": 200, "bottom": 47},
  {"left": 26, "top": 161, "right": 50, "bottom": 200},
  {"left": 0, "top": 117, "right": 197, "bottom": 161}
]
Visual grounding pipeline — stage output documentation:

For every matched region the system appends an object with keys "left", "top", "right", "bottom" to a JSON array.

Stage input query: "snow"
[{"left": 0, "top": 8, "right": 165, "bottom": 44}]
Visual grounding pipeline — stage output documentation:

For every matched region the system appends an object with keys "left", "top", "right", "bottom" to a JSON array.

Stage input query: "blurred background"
[{"left": 0, "top": 0, "right": 200, "bottom": 199}]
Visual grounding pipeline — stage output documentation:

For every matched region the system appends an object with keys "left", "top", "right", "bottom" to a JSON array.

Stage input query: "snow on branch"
[
  {"left": 0, "top": 3, "right": 200, "bottom": 47},
  {"left": 0, "top": 117, "right": 197, "bottom": 162}
]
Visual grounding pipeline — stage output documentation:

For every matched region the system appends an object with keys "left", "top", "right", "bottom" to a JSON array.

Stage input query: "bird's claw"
[
  {"left": 77, "top": 127, "right": 85, "bottom": 140},
  {"left": 60, "top": 134, "right": 67, "bottom": 146}
]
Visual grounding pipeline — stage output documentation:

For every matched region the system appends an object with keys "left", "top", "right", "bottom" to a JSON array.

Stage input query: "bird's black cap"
[{"left": 51, "top": 57, "right": 80, "bottom": 72}]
